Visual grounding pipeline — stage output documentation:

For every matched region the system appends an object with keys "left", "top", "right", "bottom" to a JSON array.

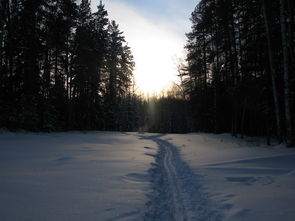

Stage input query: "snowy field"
[
  {"left": 164, "top": 134, "right": 295, "bottom": 221},
  {"left": 1, "top": 132, "right": 295, "bottom": 221}
]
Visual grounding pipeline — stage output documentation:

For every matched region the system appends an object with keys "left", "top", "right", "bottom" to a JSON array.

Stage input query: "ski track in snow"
[{"left": 143, "top": 135, "right": 222, "bottom": 221}]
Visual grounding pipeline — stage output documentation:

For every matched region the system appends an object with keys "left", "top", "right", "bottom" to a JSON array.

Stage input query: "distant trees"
[
  {"left": 184, "top": 0, "right": 295, "bottom": 145},
  {"left": 142, "top": 96, "right": 188, "bottom": 133},
  {"left": 0, "top": 0, "right": 137, "bottom": 131},
  {"left": 1, "top": 0, "right": 294, "bottom": 144},
  {"left": 138, "top": 85, "right": 191, "bottom": 133}
]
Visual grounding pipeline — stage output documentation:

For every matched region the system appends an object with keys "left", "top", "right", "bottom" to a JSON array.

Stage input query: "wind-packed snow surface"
[{"left": 1, "top": 132, "right": 295, "bottom": 221}]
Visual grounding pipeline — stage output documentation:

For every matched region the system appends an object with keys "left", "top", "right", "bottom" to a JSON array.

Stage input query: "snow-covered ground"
[
  {"left": 163, "top": 133, "right": 295, "bottom": 221},
  {"left": 1, "top": 131, "right": 295, "bottom": 221},
  {"left": 0, "top": 132, "right": 157, "bottom": 221}
]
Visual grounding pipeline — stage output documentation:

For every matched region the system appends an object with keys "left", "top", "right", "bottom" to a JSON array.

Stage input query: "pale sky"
[{"left": 91, "top": 0, "right": 198, "bottom": 94}]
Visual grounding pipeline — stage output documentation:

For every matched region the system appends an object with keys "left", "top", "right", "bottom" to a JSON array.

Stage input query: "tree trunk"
[
  {"left": 202, "top": 31, "right": 208, "bottom": 131},
  {"left": 279, "top": 0, "right": 294, "bottom": 146},
  {"left": 261, "top": 0, "right": 283, "bottom": 143}
]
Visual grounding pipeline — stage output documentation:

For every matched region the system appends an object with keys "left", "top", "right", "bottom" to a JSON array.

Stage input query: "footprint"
[
  {"left": 145, "top": 153, "right": 156, "bottom": 157},
  {"left": 226, "top": 177, "right": 257, "bottom": 185},
  {"left": 55, "top": 157, "right": 74, "bottom": 162},
  {"left": 123, "top": 173, "right": 149, "bottom": 183}
]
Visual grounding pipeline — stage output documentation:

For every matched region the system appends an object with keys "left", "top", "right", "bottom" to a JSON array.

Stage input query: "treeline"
[
  {"left": 0, "top": 0, "right": 139, "bottom": 131},
  {"left": 139, "top": 87, "right": 191, "bottom": 133},
  {"left": 184, "top": 0, "right": 295, "bottom": 145},
  {"left": 1, "top": 0, "right": 294, "bottom": 145}
]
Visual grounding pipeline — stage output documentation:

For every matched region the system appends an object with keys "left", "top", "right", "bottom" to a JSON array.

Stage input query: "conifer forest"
[{"left": 0, "top": 0, "right": 294, "bottom": 146}]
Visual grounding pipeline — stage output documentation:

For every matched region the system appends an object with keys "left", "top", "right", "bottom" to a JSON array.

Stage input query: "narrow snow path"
[
  {"left": 144, "top": 135, "right": 221, "bottom": 221},
  {"left": 160, "top": 138, "right": 188, "bottom": 221}
]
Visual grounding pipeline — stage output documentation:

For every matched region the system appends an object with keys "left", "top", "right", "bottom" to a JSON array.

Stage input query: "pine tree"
[
  {"left": 72, "top": 0, "right": 95, "bottom": 129},
  {"left": 104, "top": 20, "right": 134, "bottom": 130},
  {"left": 0, "top": 0, "right": 139, "bottom": 132},
  {"left": 184, "top": 0, "right": 295, "bottom": 144}
]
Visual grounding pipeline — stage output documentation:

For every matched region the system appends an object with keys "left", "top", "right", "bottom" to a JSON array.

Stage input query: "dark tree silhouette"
[
  {"left": 0, "top": 0, "right": 137, "bottom": 132},
  {"left": 184, "top": 0, "right": 295, "bottom": 145}
]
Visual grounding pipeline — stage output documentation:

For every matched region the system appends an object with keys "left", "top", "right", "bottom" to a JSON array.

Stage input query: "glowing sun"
[{"left": 102, "top": 1, "right": 186, "bottom": 95}]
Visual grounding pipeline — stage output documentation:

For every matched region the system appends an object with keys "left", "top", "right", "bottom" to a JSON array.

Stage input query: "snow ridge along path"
[{"left": 143, "top": 135, "right": 222, "bottom": 221}]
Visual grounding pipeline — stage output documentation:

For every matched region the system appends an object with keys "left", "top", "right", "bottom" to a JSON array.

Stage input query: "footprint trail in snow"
[{"left": 143, "top": 135, "right": 222, "bottom": 221}]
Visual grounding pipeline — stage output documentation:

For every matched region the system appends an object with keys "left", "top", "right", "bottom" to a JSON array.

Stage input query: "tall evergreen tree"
[
  {"left": 184, "top": 0, "right": 295, "bottom": 144},
  {"left": 0, "top": 0, "right": 138, "bottom": 132}
]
